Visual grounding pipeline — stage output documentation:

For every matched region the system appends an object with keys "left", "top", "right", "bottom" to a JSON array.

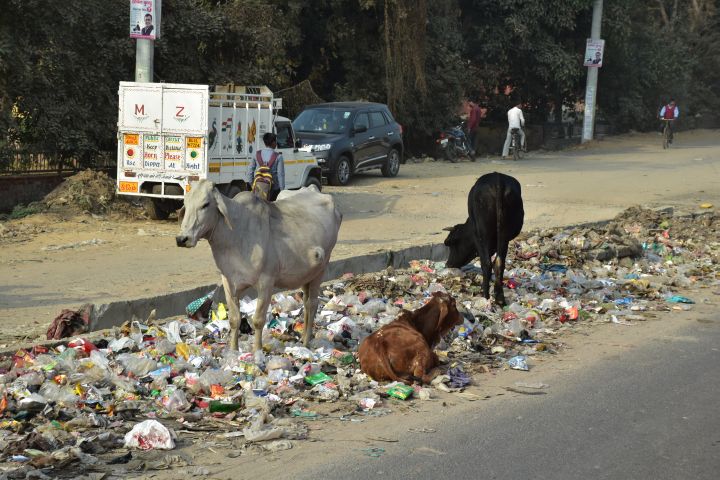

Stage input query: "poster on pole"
[
  {"left": 583, "top": 39, "right": 605, "bottom": 67},
  {"left": 130, "top": 0, "right": 159, "bottom": 40}
]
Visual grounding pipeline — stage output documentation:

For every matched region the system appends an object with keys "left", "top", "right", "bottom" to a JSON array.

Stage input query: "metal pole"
[
  {"left": 582, "top": 0, "right": 603, "bottom": 143},
  {"left": 135, "top": 39, "right": 154, "bottom": 82},
  {"left": 134, "top": 0, "right": 160, "bottom": 82}
]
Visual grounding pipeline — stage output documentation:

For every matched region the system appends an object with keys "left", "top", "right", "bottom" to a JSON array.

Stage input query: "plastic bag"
[
  {"left": 88, "top": 350, "right": 110, "bottom": 369},
  {"left": 243, "top": 426, "right": 283, "bottom": 442},
  {"left": 266, "top": 356, "right": 293, "bottom": 371},
  {"left": 267, "top": 369, "right": 290, "bottom": 383},
  {"left": 160, "top": 387, "right": 191, "bottom": 412},
  {"left": 198, "top": 369, "right": 234, "bottom": 391},
  {"left": 107, "top": 336, "right": 135, "bottom": 352},
  {"left": 310, "top": 383, "right": 339, "bottom": 401},
  {"left": 284, "top": 346, "right": 314, "bottom": 360},
  {"left": 124, "top": 420, "right": 176, "bottom": 450},
  {"left": 117, "top": 354, "right": 157, "bottom": 377},
  {"left": 327, "top": 317, "right": 357, "bottom": 340},
  {"left": 507, "top": 355, "right": 529, "bottom": 371}
]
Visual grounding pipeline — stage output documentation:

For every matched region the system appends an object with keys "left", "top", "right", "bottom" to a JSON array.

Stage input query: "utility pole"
[
  {"left": 582, "top": 0, "right": 603, "bottom": 143},
  {"left": 133, "top": 0, "right": 161, "bottom": 83},
  {"left": 135, "top": 40, "right": 154, "bottom": 82}
]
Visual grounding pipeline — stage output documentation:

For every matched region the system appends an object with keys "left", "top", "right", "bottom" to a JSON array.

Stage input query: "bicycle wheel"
[{"left": 663, "top": 124, "right": 670, "bottom": 149}]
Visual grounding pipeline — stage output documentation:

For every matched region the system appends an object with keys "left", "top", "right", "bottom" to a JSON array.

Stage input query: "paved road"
[{"left": 296, "top": 317, "right": 720, "bottom": 480}]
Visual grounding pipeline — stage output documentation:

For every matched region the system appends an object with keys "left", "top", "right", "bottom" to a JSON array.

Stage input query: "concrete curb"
[{"left": 89, "top": 242, "right": 450, "bottom": 331}]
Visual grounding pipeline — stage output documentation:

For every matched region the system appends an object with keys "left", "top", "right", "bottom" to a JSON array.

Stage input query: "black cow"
[{"left": 444, "top": 172, "right": 524, "bottom": 306}]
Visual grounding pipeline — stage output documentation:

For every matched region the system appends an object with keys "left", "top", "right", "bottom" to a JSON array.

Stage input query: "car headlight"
[{"left": 312, "top": 144, "right": 332, "bottom": 152}]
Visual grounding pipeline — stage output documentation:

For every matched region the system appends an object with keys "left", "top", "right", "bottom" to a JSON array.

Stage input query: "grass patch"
[{"left": 10, "top": 203, "right": 44, "bottom": 219}]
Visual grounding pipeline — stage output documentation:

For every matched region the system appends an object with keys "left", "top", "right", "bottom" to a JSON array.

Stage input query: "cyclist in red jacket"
[{"left": 659, "top": 99, "right": 679, "bottom": 143}]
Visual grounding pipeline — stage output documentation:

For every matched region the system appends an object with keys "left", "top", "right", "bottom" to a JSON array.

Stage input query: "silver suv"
[{"left": 293, "top": 102, "right": 404, "bottom": 186}]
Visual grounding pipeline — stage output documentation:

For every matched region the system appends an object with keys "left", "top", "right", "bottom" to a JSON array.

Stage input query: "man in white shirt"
[{"left": 502, "top": 102, "right": 526, "bottom": 158}]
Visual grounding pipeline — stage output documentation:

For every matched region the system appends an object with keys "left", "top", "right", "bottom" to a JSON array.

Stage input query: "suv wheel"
[
  {"left": 330, "top": 156, "right": 352, "bottom": 186},
  {"left": 382, "top": 148, "right": 401, "bottom": 177}
]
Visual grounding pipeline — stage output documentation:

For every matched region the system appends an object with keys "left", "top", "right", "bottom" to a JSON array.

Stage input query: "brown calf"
[{"left": 358, "top": 292, "right": 463, "bottom": 384}]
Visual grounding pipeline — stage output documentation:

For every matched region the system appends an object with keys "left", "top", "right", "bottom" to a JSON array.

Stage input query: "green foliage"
[
  {"left": 0, "top": 0, "right": 133, "bottom": 164},
  {"left": 10, "top": 202, "right": 44, "bottom": 220},
  {"left": 1, "top": 0, "right": 718, "bottom": 163},
  {"left": 460, "top": 0, "right": 593, "bottom": 121},
  {"left": 393, "top": 1, "right": 466, "bottom": 151},
  {"left": 600, "top": 0, "right": 720, "bottom": 130}
]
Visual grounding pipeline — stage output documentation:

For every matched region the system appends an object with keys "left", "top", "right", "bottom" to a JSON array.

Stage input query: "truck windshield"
[{"left": 293, "top": 108, "right": 352, "bottom": 134}]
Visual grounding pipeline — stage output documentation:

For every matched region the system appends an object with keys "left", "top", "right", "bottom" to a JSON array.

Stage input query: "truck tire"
[
  {"left": 382, "top": 148, "right": 401, "bottom": 177},
  {"left": 329, "top": 156, "right": 352, "bottom": 186},
  {"left": 144, "top": 198, "right": 170, "bottom": 220},
  {"left": 225, "top": 182, "right": 247, "bottom": 199},
  {"left": 304, "top": 176, "right": 322, "bottom": 191}
]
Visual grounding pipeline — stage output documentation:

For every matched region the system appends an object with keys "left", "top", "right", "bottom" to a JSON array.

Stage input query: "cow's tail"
[
  {"left": 495, "top": 173, "right": 502, "bottom": 273},
  {"left": 372, "top": 342, "right": 409, "bottom": 385}
]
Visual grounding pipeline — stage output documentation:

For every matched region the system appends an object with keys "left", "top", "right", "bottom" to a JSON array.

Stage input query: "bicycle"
[
  {"left": 661, "top": 119, "right": 674, "bottom": 149},
  {"left": 509, "top": 128, "right": 523, "bottom": 161}
]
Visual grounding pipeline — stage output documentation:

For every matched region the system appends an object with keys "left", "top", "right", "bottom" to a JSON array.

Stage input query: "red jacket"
[
  {"left": 662, "top": 104, "right": 677, "bottom": 120},
  {"left": 467, "top": 105, "right": 481, "bottom": 131}
]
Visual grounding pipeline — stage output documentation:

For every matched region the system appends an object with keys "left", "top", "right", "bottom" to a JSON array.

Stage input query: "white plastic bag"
[{"left": 124, "top": 420, "right": 176, "bottom": 450}]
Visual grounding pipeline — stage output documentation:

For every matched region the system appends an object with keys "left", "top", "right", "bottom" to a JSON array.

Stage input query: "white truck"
[{"left": 116, "top": 82, "right": 322, "bottom": 219}]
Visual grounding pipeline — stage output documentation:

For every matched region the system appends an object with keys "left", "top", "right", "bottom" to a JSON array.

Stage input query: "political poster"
[
  {"left": 583, "top": 39, "right": 605, "bottom": 67},
  {"left": 130, "top": 0, "right": 159, "bottom": 40}
]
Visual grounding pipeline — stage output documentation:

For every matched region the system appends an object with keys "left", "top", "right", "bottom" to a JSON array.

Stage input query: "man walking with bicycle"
[
  {"left": 502, "top": 100, "right": 526, "bottom": 159},
  {"left": 659, "top": 98, "right": 679, "bottom": 144}
]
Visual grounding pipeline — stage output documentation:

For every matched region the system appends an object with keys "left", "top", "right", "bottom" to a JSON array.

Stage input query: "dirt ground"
[{"left": 0, "top": 129, "right": 719, "bottom": 344}]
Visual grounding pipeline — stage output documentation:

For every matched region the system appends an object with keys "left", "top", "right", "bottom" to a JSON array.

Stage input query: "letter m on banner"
[{"left": 135, "top": 104, "right": 145, "bottom": 115}]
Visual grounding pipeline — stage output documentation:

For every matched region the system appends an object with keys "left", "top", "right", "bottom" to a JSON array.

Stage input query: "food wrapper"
[
  {"left": 304, "top": 372, "right": 333, "bottom": 386},
  {"left": 386, "top": 384, "right": 414, "bottom": 400},
  {"left": 186, "top": 288, "right": 218, "bottom": 319}
]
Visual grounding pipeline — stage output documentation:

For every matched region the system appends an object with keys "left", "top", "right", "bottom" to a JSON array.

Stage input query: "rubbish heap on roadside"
[{"left": 0, "top": 206, "right": 717, "bottom": 475}]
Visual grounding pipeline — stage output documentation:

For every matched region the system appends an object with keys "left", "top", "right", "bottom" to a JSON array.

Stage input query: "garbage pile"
[
  {"left": 0, "top": 206, "right": 717, "bottom": 475},
  {"left": 42, "top": 170, "right": 142, "bottom": 217}
]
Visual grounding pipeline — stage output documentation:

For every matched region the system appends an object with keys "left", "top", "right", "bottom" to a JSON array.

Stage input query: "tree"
[
  {"left": 599, "top": 0, "right": 720, "bottom": 130},
  {"left": 460, "top": 0, "right": 593, "bottom": 123},
  {"left": 0, "top": 0, "right": 133, "bottom": 167}
]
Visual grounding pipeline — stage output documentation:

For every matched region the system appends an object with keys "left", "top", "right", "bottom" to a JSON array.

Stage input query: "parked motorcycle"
[{"left": 436, "top": 122, "right": 475, "bottom": 162}]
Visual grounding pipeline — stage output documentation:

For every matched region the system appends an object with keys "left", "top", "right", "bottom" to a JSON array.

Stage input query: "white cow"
[{"left": 176, "top": 180, "right": 342, "bottom": 351}]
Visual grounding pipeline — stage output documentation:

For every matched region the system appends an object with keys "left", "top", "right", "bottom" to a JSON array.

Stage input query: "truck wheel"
[
  {"left": 144, "top": 198, "right": 170, "bottom": 220},
  {"left": 330, "top": 156, "right": 352, "bottom": 186},
  {"left": 225, "top": 182, "right": 246, "bottom": 199},
  {"left": 304, "top": 176, "right": 322, "bottom": 191},
  {"left": 382, "top": 148, "right": 401, "bottom": 177}
]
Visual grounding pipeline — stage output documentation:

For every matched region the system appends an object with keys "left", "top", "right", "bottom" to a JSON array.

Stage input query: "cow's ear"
[
  {"left": 436, "top": 299, "right": 449, "bottom": 329},
  {"left": 177, "top": 206, "right": 185, "bottom": 225},
  {"left": 213, "top": 189, "right": 233, "bottom": 230}
]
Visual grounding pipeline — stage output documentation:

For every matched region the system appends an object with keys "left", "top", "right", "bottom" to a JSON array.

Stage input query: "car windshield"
[{"left": 293, "top": 108, "right": 352, "bottom": 134}]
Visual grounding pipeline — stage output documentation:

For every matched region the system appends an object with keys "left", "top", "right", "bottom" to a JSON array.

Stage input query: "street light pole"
[{"left": 582, "top": 0, "right": 603, "bottom": 143}]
